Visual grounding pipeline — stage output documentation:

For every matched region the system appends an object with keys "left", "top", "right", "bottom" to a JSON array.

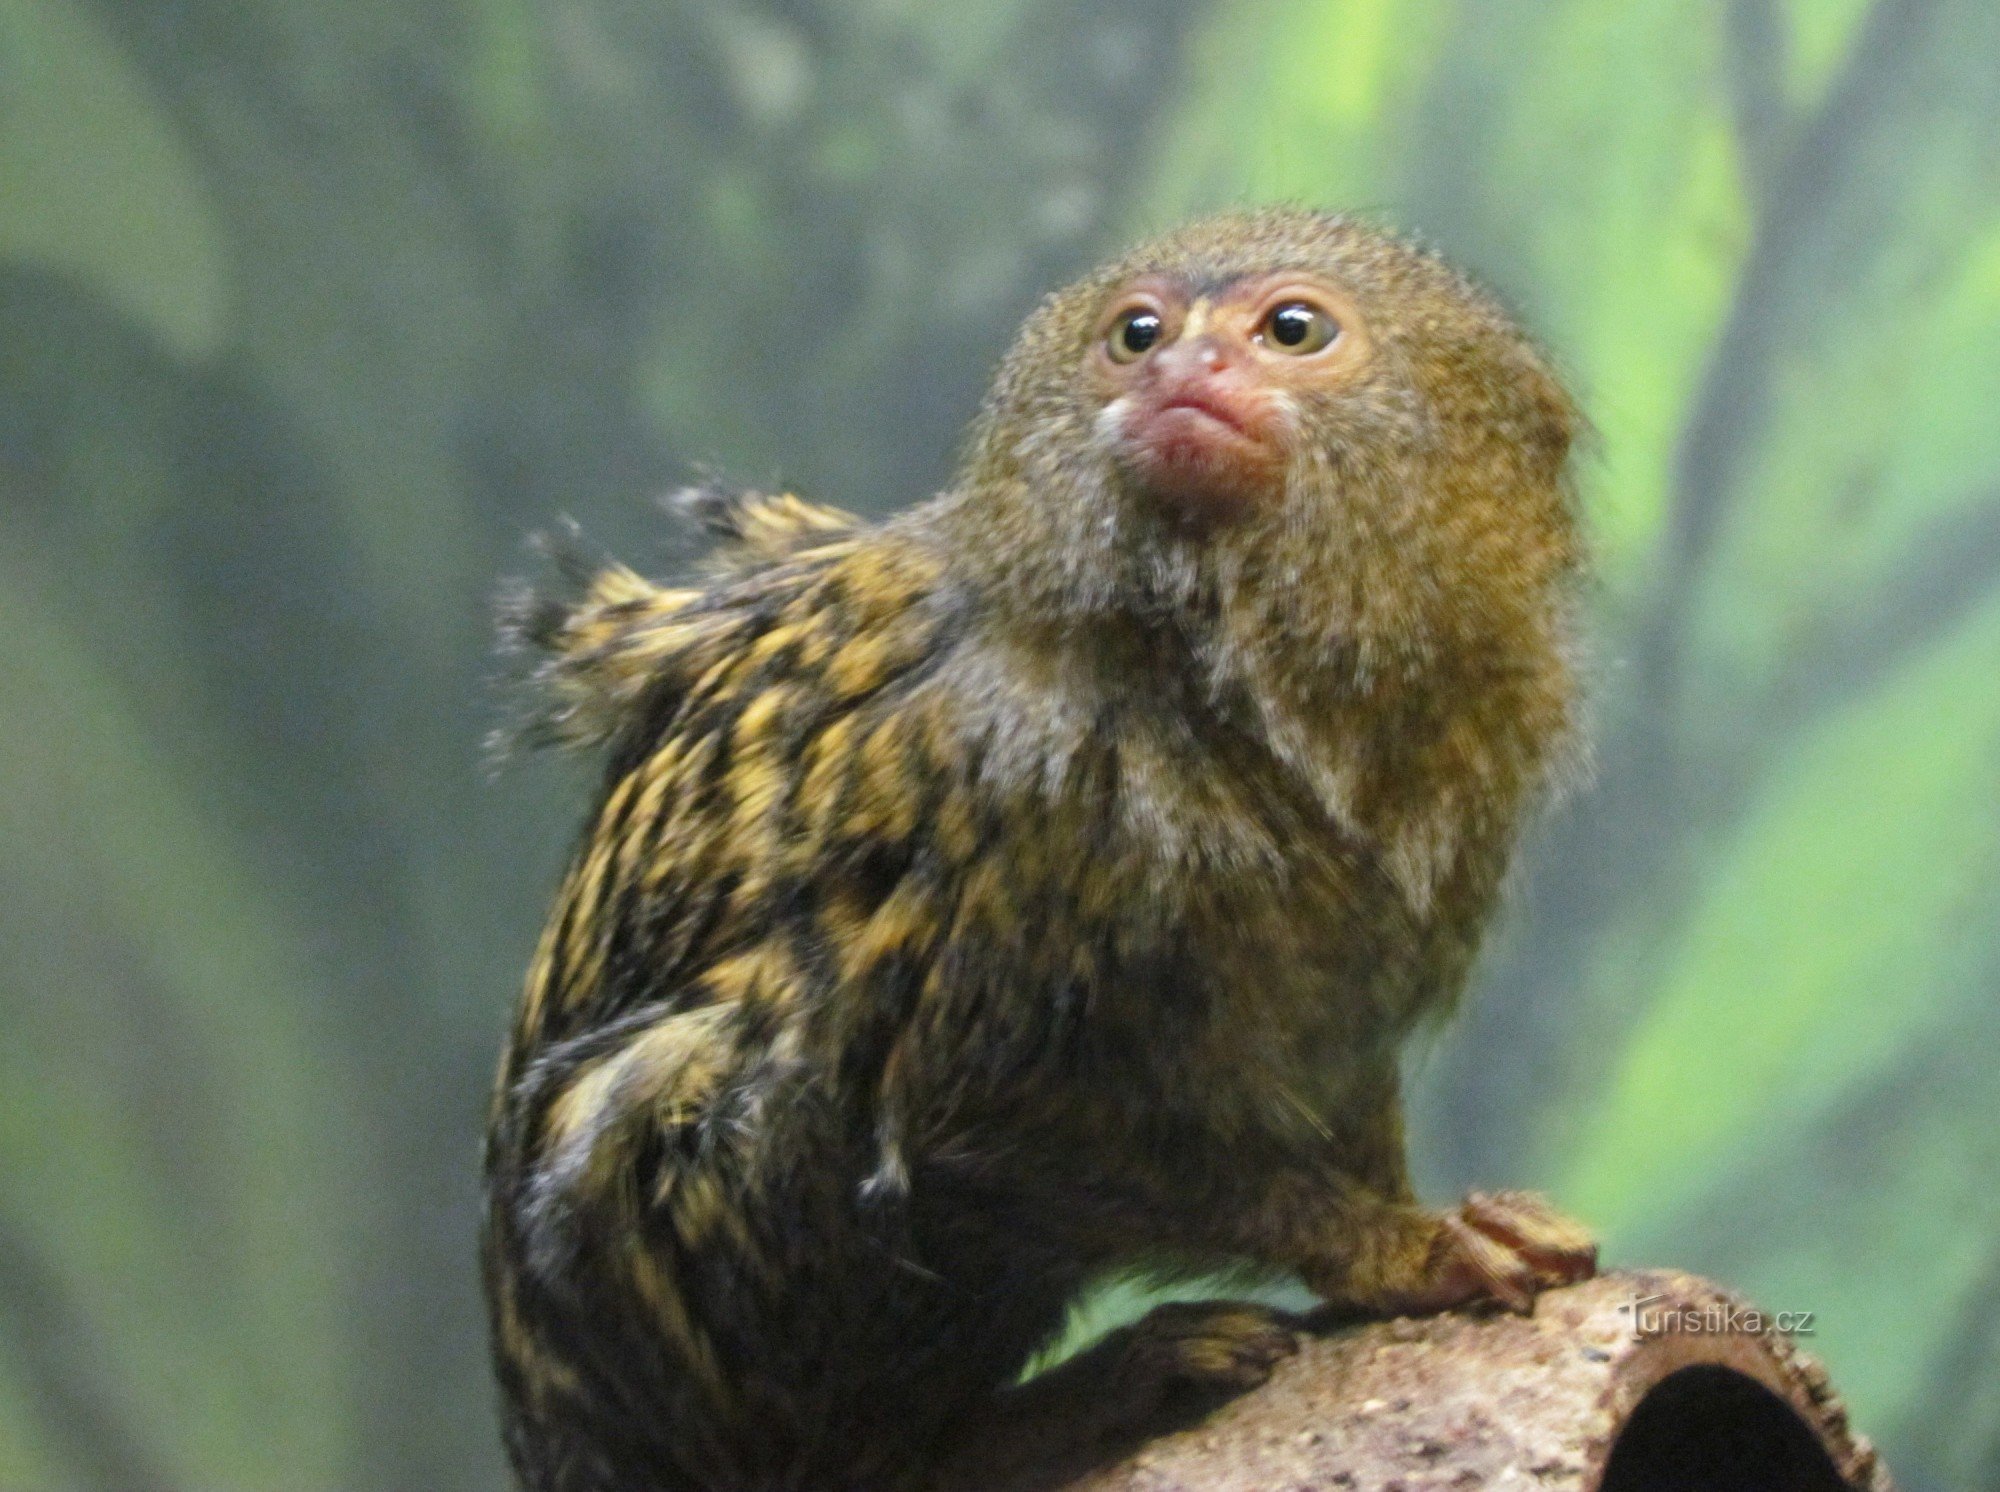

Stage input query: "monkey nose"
[
  {"left": 1192, "top": 336, "right": 1233, "bottom": 372},
  {"left": 1157, "top": 334, "right": 1238, "bottom": 379}
]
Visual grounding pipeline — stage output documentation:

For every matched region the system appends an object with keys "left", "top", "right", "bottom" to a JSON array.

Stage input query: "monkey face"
[
  {"left": 949, "top": 211, "right": 1575, "bottom": 638},
  {"left": 1087, "top": 272, "right": 1376, "bottom": 532}
]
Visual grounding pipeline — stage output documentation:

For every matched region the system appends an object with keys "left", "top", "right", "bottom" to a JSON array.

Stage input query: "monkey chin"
[{"left": 1117, "top": 405, "right": 1284, "bottom": 533}]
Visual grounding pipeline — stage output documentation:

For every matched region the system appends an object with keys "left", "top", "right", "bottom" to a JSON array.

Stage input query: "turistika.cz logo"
[{"left": 1621, "top": 1293, "right": 1817, "bottom": 1340}]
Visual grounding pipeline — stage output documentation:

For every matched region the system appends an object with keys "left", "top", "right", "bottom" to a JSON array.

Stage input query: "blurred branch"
[
  {"left": 1642, "top": 0, "right": 1940, "bottom": 703},
  {"left": 1770, "top": 485, "right": 2000, "bottom": 729},
  {"left": 1723, "top": 0, "right": 1789, "bottom": 200},
  {"left": 0, "top": 1214, "right": 178, "bottom": 1492}
]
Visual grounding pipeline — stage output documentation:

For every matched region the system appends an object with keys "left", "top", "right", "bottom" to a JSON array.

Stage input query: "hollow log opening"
[{"left": 1601, "top": 1365, "right": 1849, "bottom": 1492}]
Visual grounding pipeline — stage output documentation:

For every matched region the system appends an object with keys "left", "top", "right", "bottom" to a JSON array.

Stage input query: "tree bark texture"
[{"left": 1027, "top": 1269, "right": 1895, "bottom": 1492}]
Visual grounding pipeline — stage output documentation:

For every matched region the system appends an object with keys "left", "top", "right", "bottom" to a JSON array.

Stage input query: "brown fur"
[{"left": 483, "top": 209, "right": 1593, "bottom": 1492}]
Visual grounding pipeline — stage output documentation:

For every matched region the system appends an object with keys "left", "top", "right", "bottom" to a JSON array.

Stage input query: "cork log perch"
[{"left": 1007, "top": 1270, "right": 1895, "bottom": 1492}]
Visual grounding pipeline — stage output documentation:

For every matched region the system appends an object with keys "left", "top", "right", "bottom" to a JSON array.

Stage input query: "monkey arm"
[{"left": 1207, "top": 1065, "right": 1597, "bottom": 1317}]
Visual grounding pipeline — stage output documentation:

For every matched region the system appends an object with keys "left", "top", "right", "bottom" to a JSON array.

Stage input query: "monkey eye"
[
  {"left": 1260, "top": 301, "right": 1339, "bottom": 356},
  {"left": 1106, "top": 308, "right": 1164, "bottom": 363}
]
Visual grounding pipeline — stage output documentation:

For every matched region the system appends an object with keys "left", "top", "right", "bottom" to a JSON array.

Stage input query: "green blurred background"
[{"left": 2, "top": 0, "right": 1996, "bottom": 1487}]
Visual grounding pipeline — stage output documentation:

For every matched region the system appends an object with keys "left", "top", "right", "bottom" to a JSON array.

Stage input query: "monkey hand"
[{"left": 1302, "top": 1190, "right": 1597, "bottom": 1318}]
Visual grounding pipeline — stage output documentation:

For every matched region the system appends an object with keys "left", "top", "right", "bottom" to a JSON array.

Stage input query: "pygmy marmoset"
[{"left": 484, "top": 207, "right": 1597, "bottom": 1492}]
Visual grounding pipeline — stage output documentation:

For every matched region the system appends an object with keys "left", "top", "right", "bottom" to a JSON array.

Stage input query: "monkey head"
[{"left": 941, "top": 208, "right": 1580, "bottom": 681}]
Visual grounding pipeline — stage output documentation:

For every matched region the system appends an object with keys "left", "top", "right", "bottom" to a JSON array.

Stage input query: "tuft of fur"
[
  {"left": 665, "top": 480, "right": 862, "bottom": 571},
  {"left": 491, "top": 490, "right": 862, "bottom": 761}
]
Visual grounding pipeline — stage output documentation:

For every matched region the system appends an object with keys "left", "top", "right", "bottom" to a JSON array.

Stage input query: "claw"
[
  {"left": 1462, "top": 1191, "right": 1597, "bottom": 1280},
  {"left": 1444, "top": 1190, "right": 1598, "bottom": 1312},
  {"left": 1439, "top": 1213, "right": 1538, "bottom": 1312}
]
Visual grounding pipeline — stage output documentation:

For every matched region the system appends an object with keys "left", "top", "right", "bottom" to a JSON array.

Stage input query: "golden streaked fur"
[{"left": 483, "top": 210, "right": 1592, "bottom": 1492}]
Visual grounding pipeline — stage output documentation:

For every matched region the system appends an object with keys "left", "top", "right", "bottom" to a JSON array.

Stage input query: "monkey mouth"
[
  {"left": 1131, "top": 391, "right": 1272, "bottom": 469},
  {"left": 1132, "top": 384, "right": 1276, "bottom": 465},
  {"left": 1157, "top": 390, "right": 1250, "bottom": 436},
  {"left": 1118, "top": 403, "right": 1281, "bottom": 530}
]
